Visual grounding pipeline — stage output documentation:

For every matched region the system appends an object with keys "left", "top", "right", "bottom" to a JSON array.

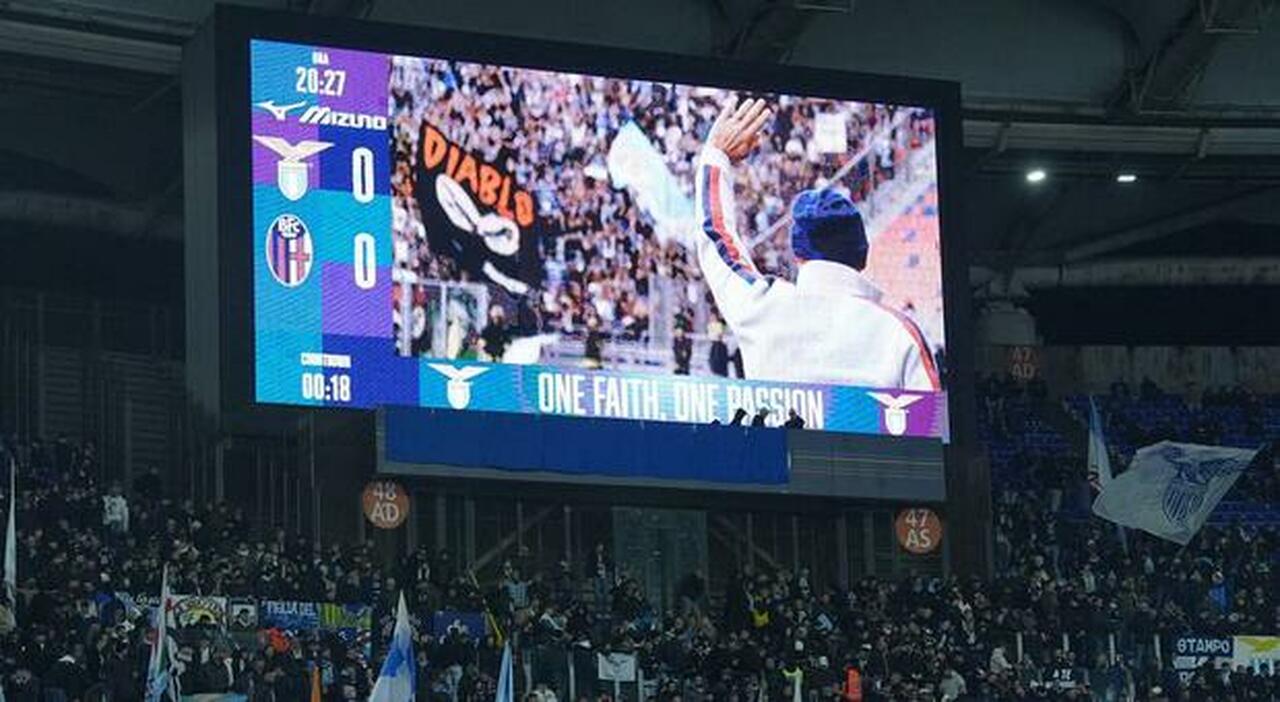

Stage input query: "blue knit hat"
[{"left": 790, "top": 188, "right": 868, "bottom": 270}]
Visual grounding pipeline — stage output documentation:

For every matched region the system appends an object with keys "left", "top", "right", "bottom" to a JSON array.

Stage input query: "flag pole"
[
  {"left": 4, "top": 455, "right": 16, "bottom": 624},
  {"left": 146, "top": 563, "right": 173, "bottom": 702},
  {"left": 1087, "top": 397, "right": 1127, "bottom": 554},
  {"left": 370, "top": 591, "right": 417, "bottom": 702},
  {"left": 467, "top": 569, "right": 504, "bottom": 648}
]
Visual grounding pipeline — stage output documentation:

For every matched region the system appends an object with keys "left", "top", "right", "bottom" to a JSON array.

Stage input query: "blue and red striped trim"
[
  {"left": 700, "top": 165, "right": 759, "bottom": 284},
  {"left": 873, "top": 302, "right": 941, "bottom": 390}
]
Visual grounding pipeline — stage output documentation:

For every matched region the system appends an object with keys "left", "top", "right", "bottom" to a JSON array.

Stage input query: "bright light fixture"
[
  {"left": 1116, "top": 173, "right": 1137, "bottom": 184},
  {"left": 1025, "top": 169, "right": 1047, "bottom": 183}
]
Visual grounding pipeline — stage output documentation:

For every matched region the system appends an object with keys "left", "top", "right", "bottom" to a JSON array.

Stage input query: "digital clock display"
[{"left": 300, "top": 372, "right": 352, "bottom": 402}]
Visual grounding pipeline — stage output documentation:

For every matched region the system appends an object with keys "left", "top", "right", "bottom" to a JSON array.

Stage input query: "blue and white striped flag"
[
  {"left": 495, "top": 641, "right": 514, "bottom": 702},
  {"left": 370, "top": 592, "right": 416, "bottom": 702},
  {"left": 1086, "top": 397, "right": 1112, "bottom": 492},
  {"left": 1093, "top": 441, "right": 1259, "bottom": 545},
  {"left": 145, "top": 565, "right": 179, "bottom": 702}
]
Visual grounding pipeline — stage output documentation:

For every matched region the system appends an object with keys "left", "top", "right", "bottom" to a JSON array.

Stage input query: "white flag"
[
  {"left": 370, "top": 592, "right": 417, "bottom": 702},
  {"left": 1086, "top": 397, "right": 1112, "bottom": 491},
  {"left": 597, "top": 652, "right": 637, "bottom": 682},
  {"left": 606, "top": 121, "right": 695, "bottom": 245},
  {"left": 1093, "top": 441, "right": 1258, "bottom": 545},
  {"left": 495, "top": 642, "right": 514, "bottom": 702},
  {"left": 145, "top": 565, "right": 178, "bottom": 702}
]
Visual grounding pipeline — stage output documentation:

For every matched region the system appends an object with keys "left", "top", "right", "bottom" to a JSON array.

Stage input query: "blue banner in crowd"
[
  {"left": 1174, "top": 635, "right": 1234, "bottom": 657},
  {"left": 258, "top": 600, "right": 321, "bottom": 630},
  {"left": 431, "top": 610, "right": 488, "bottom": 640}
]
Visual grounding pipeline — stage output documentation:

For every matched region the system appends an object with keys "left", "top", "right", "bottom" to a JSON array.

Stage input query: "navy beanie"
[{"left": 790, "top": 188, "right": 868, "bottom": 270}]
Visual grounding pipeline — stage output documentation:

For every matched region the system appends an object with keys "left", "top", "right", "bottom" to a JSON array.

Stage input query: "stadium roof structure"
[{"left": 0, "top": 0, "right": 1277, "bottom": 340}]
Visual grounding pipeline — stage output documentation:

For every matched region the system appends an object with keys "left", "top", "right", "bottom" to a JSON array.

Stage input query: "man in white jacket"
[{"left": 693, "top": 97, "right": 940, "bottom": 391}]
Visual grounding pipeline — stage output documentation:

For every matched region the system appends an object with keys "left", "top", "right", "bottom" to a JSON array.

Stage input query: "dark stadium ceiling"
[{"left": 0, "top": 0, "right": 1278, "bottom": 269}]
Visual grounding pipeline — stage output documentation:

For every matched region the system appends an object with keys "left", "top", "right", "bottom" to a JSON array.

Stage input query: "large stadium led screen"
[{"left": 249, "top": 39, "right": 952, "bottom": 439}]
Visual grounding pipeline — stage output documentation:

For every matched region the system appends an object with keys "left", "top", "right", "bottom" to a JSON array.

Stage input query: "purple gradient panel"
[
  {"left": 321, "top": 262, "right": 393, "bottom": 338},
  {"left": 899, "top": 393, "right": 947, "bottom": 437},
  {"left": 323, "top": 334, "right": 419, "bottom": 407},
  {"left": 319, "top": 47, "right": 389, "bottom": 114},
  {"left": 251, "top": 112, "right": 321, "bottom": 186}
]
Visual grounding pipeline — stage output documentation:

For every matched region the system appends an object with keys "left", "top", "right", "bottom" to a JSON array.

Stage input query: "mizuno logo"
[
  {"left": 255, "top": 100, "right": 306, "bottom": 121},
  {"left": 297, "top": 105, "right": 387, "bottom": 131}
]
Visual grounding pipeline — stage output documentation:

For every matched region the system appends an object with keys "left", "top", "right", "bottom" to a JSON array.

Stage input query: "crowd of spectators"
[
  {"left": 387, "top": 57, "right": 937, "bottom": 361},
  {"left": 1, "top": 374, "right": 1277, "bottom": 701}
]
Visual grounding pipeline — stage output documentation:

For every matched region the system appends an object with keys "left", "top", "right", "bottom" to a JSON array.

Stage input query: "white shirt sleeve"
[
  {"left": 693, "top": 146, "right": 772, "bottom": 331},
  {"left": 898, "top": 326, "right": 941, "bottom": 391}
]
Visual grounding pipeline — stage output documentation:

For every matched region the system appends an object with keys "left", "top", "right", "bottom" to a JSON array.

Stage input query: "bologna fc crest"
[
  {"left": 253, "top": 135, "right": 333, "bottom": 201},
  {"left": 265, "top": 213, "right": 314, "bottom": 287}
]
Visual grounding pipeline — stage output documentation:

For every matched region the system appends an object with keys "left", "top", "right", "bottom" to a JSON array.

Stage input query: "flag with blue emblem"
[
  {"left": 1092, "top": 441, "right": 1260, "bottom": 545},
  {"left": 370, "top": 592, "right": 416, "bottom": 702}
]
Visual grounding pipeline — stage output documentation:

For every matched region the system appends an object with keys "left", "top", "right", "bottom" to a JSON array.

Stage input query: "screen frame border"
[{"left": 210, "top": 4, "right": 972, "bottom": 454}]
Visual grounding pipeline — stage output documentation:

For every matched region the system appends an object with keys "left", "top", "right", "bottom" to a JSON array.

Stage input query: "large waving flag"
[
  {"left": 1086, "top": 397, "right": 1112, "bottom": 491},
  {"left": 1093, "top": 441, "right": 1260, "bottom": 545},
  {"left": 370, "top": 592, "right": 416, "bottom": 702},
  {"left": 145, "top": 565, "right": 178, "bottom": 702},
  {"left": 495, "top": 641, "right": 514, "bottom": 702},
  {"left": 606, "top": 121, "right": 695, "bottom": 245}
]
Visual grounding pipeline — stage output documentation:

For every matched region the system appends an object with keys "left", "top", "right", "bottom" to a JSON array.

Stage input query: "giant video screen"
[{"left": 251, "top": 39, "right": 950, "bottom": 439}]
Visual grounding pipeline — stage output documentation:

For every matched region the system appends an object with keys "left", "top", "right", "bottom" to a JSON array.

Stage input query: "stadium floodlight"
[
  {"left": 1025, "top": 169, "right": 1047, "bottom": 184},
  {"left": 1116, "top": 173, "right": 1138, "bottom": 184}
]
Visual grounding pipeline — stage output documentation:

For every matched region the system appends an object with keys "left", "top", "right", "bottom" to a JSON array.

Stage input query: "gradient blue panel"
[
  {"left": 256, "top": 328, "right": 323, "bottom": 405},
  {"left": 253, "top": 200, "right": 323, "bottom": 334},
  {"left": 317, "top": 127, "right": 391, "bottom": 198},
  {"left": 250, "top": 40, "right": 314, "bottom": 103},
  {"left": 321, "top": 263, "right": 393, "bottom": 338},
  {"left": 417, "top": 361, "right": 525, "bottom": 414},
  {"left": 254, "top": 187, "right": 387, "bottom": 266},
  {"left": 828, "top": 386, "right": 885, "bottom": 434},
  {"left": 322, "top": 334, "right": 419, "bottom": 407}
]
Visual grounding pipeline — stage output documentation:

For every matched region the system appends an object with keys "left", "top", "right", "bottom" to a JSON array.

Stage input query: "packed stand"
[{"left": 3, "top": 371, "right": 1279, "bottom": 702}]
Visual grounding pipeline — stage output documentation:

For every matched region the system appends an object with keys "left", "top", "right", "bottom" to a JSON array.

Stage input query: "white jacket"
[{"left": 693, "top": 146, "right": 940, "bottom": 391}]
